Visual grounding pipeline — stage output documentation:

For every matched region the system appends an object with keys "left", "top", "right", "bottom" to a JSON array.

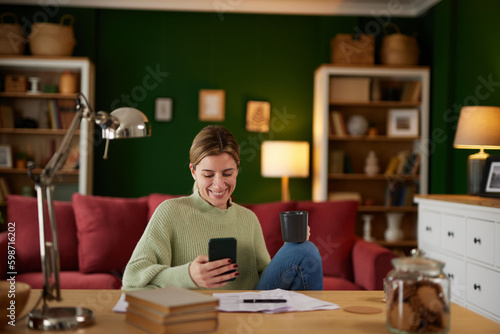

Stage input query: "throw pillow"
[
  {"left": 7, "top": 194, "right": 79, "bottom": 272},
  {"left": 72, "top": 193, "right": 148, "bottom": 274},
  {"left": 296, "top": 200, "right": 358, "bottom": 281}
]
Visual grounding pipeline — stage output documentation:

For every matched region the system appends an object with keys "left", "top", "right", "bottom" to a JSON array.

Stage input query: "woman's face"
[{"left": 190, "top": 153, "right": 239, "bottom": 210}]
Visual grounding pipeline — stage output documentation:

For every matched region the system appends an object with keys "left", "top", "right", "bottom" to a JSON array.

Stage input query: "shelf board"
[
  {"left": 376, "top": 240, "right": 418, "bottom": 248},
  {"left": 0, "top": 92, "right": 77, "bottom": 99},
  {"left": 0, "top": 168, "right": 79, "bottom": 175},
  {"left": 329, "top": 173, "right": 420, "bottom": 181},
  {"left": 329, "top": 100, "right": 421, "bottom": 108},
  {"left": 329, "top": 135, "right": 419, "bottom": 141},
  {"left": 359, "top": 205, "right": 418, "bottom": 213},
  {"left": 0, "top": 128, "right": 78, "bottom": 135}
]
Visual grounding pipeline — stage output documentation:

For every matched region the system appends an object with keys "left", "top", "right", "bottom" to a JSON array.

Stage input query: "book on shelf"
[
  {"left": 328, "top": 150, "right": 344, "bottom": 174},
  {"left": 400, "top": 81, "right": 422, "bottom": 102},
  {"left": 48, "top": 99, "right": 60, "bottom": 129},
  {"left": 125, "top": 286, "right": 219, "bottom": 316},
  {"left": 385, "top": 151, "right": 420, "bottom": 176},
  {"left": 329, "top": 111, "right": 347, "bottom": 136},
  {"left": 0, "top": 105, "right": 15, "bottom": 128},
  {"left": 126, "top": 309, "right": 218, "bottom": 334},
  {"left": 385, "top": 181, "right": 418, "bottom": 207},
  {"left": 58, "top": 99, "right": 77, "bottom": 129}
]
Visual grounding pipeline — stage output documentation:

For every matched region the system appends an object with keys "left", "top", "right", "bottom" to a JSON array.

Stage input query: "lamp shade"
[
  {"left": 100, "top": 107, "right": 152, "bottom": 140},
  {"left": 454, "top": 106, "right": 500, "bottom": 149},
  {"left": 261, "top": 141, "right": 310, "bottom": 177}
]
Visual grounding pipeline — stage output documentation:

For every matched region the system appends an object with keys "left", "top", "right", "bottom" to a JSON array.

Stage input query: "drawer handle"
[
  {"left": 473, "top": 237, "right": 481, "bottom": 244},
  {"left": 447, "top": 231, "right": 454, "bottom": 237},
  {"left": 426, "top": 226, "right": 432, "bottom": 232},
  {"left": 474, "top": 284, "right": 481, "bottom": 291},
  {"left": 447, "top": 273, "right": 454, "bottom": 280}
]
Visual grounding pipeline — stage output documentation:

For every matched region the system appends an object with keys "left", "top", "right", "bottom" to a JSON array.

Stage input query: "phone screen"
[{"left": 208, "top": 237, "right": 237, "bottom": 281}]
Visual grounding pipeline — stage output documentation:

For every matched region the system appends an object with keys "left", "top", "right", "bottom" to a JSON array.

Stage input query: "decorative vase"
[
  {"left": 362, "top": 214, "right": 375, "bottom": 242},
  {"left": 384, "top": 212, "right": 404, "bottom": 242}
]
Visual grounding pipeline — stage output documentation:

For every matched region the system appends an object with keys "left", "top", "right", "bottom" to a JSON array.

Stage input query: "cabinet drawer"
[
  {"left": 441, "top": 213, "right": 465, "bottom": 256},
  {"left": 496, "top": 223, "right": 500, "bottom": 267},
  {"left": 466, "top": 218, "right": 495, "bottom": 265},
  {"left": 466, "top": 262, "right": 500, "bottom": 317},
  {"left": 419, "top": 209, "right": 440, "bottom": 247},
  {"left": 425, "top": 250, "right": 466, "bottom": 304}
]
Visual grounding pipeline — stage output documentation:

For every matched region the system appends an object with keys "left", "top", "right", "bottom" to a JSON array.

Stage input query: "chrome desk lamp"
[{"left": 27, "top": 93, "right": 151, "bottom": 330}]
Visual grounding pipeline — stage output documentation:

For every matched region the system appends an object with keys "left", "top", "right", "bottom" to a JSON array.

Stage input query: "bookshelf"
[
  {"left": 312, "top": 64, "right": 430, "bottom": 253},
  {"left": 0, "top": 56, "right": 95, "bottom": 200}
]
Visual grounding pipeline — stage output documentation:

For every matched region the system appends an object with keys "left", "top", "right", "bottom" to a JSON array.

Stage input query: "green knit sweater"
[{"left": 122, "top": 192, "right": 271, "bottom": 291}]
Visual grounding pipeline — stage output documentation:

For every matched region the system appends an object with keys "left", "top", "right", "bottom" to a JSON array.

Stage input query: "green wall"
[
  {"left": 429, "top": 0, "right": 500, "bottom": 194},
  {"left": 10, "top": 1, "right": 500, "bottom": 201}
]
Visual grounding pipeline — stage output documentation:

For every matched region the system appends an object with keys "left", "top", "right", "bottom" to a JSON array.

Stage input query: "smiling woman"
[{"left": 121, "top": 125, "right": 323, "bottom": 292}]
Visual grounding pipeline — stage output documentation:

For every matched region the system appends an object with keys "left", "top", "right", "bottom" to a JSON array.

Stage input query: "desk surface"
[{"left": 6, "top": 289, "right": 500, "bottom": 333}]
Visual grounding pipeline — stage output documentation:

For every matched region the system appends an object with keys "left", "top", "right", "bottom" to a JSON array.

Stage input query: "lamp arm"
[{"left": 37, "top": 95, "right": 92, "bottom": 186}]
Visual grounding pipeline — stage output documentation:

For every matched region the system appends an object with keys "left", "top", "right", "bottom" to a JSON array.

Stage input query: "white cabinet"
[{"left": 415, "top": 195, "right": 500, "bottom": 323}]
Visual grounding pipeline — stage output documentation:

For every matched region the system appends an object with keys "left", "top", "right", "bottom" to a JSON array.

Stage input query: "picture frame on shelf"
[
  {"left": 199, "top": 89, "right": 225, "bottom": 121},
  {"left": 479, "top": 156, "right": 500, "bottom": 198},
  {"left": 387, "top": 109, "right": 419, "bottom": 137},
  {"left": 0, "top": 145, "right": 13, "bottom": 168}
]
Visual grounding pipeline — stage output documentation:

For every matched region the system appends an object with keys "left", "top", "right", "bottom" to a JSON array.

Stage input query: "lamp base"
[
  {"left": 468, "top": 150, "right": 489, "bottom": 195},
  {"left": 27, "top": 307, "right": 94, "bottom": 330}
]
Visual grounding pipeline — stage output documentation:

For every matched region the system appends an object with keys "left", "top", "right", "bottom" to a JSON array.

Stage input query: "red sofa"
[{"left": 0, "top": 193, "right": 395, "bottom": 290}]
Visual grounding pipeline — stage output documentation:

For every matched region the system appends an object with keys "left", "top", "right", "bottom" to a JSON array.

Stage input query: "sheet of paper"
[
  {"left": 212, "top": 289, "right": 340, "bottom": 314},
  {"left": 112, "top": 293, "right": 128, "bottom": 313}
]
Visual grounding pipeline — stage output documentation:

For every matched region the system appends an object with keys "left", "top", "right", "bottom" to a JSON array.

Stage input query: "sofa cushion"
[
  {"left": 147, "top": 193, "right": 180, "bottom": 220},
  {"left": 296, "top": 200, "right": 358, "bottom": 281},
  {"left": 241, "top": 201, "right": 297, "bottom": 257},
  {"left": 17, "top": 271, "right": 122, "bottom": 289},
  {"left": 323, "top": 276, "right": 362, "bottom": 290},
  {"left": 72, "top": 193, "right": 148, "bottom": 274},
  {"left": 7, "top": 194, "right": 79, "bottom": 272}
]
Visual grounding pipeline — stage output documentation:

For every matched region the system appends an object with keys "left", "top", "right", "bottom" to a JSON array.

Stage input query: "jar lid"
[{"left": 391, "top": 256, "right": 445, "bottom": 274}]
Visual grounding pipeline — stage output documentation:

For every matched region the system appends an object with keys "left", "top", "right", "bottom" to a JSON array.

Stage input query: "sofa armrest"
[
  {"left": 352, "top": 238, "right": 396, "bottom": 290},
  {"left": 0, "top": 231, "right": 7, "bottom": 280}
]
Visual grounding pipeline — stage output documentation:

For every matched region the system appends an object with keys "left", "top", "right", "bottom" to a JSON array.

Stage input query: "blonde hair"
[{"left": 190, "top": 126, "right": 240, "bottom": 192}]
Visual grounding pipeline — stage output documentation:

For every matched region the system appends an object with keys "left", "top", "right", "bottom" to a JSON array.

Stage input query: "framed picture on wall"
[
  {"left": 199, "top": 89, "right": 225, "bottom": 121},
  {"left": 387, "top": 109, "right": 419, "bottom": 137},
  {"left": 246, "top": 101, "right": 270, "bottom": 132},
  {"left": 479, "top": 156, "right": 500, "bottom": 198},
  {"left": 0, "top": 145, "right": 13, "bottom": 168}
]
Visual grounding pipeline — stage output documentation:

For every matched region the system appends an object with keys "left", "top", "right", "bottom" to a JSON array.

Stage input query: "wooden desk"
[{"left": 6, "top": 289, "right": 500, "bottom": 333}]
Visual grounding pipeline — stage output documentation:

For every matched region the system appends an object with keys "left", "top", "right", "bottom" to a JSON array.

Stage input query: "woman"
[{"left": 122, "top": 125, "right": 323, "bottom": 291}]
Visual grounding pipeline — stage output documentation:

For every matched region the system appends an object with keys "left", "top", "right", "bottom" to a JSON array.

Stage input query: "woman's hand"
[
  {"left": 307, "top": 226, "right": 311, "bottom": 241},
  {"left": 189, "top": 255, "right": 239, "bottom": 288}
]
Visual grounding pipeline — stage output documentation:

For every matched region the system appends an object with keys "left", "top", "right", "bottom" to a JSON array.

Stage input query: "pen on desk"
[{"left": 243, "top": 299, "right": 287, "bottom": 303}]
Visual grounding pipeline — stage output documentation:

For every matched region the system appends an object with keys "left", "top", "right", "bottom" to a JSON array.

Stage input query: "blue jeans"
[{"left": 255, "top": 241, "right": 323, "bottom": 290}]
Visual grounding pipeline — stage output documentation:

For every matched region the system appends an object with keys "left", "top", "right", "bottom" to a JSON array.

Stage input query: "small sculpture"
[{"left": 364, "top": 150, "right": 380, "bottom": 176}]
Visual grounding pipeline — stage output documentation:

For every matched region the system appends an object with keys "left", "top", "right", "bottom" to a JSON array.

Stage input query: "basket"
[
  {"left": 380, "top": 23, "right": 420, "bottom": 66},
  {"left": 0, "top": 12, "right": 26, "bottom": 55},
  {"left": 28, "top": 14, "right": 76, "bottom": 56},
  {"left": 5, "top": 75, "right": 27, "bottom": 93},
  {"left": 331, "top": 34, "right": 375, "bottom": 65}
]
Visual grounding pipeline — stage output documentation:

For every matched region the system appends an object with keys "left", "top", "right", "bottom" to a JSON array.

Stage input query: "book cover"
[
  {"left": 126, "top": 310, "right": 218, "bottom": 334},
  {"left": 127, "top": 303, "right": 217, "bottom": 324},
  {"left": 125, "top": 286, "right": 219, "bottom": 316}
]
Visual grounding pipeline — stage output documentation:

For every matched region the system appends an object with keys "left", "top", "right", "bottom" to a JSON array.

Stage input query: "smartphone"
[{"left": 208, "top": 237, "right": 237, "bottom": 281}]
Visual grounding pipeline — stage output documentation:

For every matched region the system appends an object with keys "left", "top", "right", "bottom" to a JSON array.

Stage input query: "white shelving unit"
[
  {"left": 312, "top": 64, "right": 430, "bottom": 249},
  {"left": 0, "top": 56, "right": 95, "bottom": 197}
]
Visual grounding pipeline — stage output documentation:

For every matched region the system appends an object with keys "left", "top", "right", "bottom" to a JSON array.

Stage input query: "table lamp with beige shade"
[
  {"left": 453, "top": 106, "right": 500, "bottom": 195},
  {"left": 261, "top": 141, "right": 310, "bottom": 202}
]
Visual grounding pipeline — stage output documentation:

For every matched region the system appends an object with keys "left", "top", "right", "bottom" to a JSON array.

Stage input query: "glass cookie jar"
[{"left": 386, "top": 255, "right": 450, "bottom": 334}]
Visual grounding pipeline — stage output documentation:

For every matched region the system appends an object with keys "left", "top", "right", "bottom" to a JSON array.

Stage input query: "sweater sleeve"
[{"left": 122, "top": 204, "right": 197, "bottom": 291}]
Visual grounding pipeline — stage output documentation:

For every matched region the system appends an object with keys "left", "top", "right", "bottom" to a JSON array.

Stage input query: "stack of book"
[{"left": 125, "top": 286, "right": 219, "bottom": 334}]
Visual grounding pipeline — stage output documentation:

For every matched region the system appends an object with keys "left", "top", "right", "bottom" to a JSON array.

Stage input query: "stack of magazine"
[{"left": 125, "top": 286, "right": 219, "bottom": 334}]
